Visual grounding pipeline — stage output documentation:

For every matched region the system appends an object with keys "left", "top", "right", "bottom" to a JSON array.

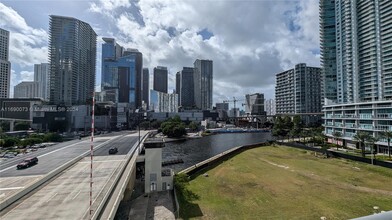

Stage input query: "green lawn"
[{"left": 178, "top": 145, "right": 392, "bottom": 220}]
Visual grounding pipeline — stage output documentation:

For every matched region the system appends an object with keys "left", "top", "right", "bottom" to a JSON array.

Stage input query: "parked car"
[
  {"left": 109, "top": 147, "right": 118, "bottom": 154},
  {"left": 17, "top": 157, "right": 38, "bottom": 169}
]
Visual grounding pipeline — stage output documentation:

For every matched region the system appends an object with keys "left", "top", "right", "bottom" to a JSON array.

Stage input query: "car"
[
  {"left": 109, "top": 147, "right": 118, "bottom": 154},
  {"left": 17, "top": 157, "right": 38, "bottom": 169}
]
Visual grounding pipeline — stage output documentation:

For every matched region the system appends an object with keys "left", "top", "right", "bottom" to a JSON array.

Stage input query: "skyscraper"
[
  {"left": 245, "top": 93, "right": 265, "bottom": 115},
  {"left": 34, "top": 63, "right": 50, "bottom": 100},
  {"left": 0, "top": 28, "right": 10, "bottom": 98},
  {"left": 142, "top": 68, "right": 149, "bottom": 109},
  {"left": 101, "top": 38, "right": 136, "bottom": 106},
  {"left": 320, "top": 0, "right": 392, "bottom": 153},
  {"left": 264, "top": 99, "right": 276, "bottom": 116},
  {"left": 175, "top": 71, "right": 180, "bottom": 106},
  {"left": 153, "top": 66, "right": 168, "bottom": 93},
  {"left": 193, "top": 59, "right": 213, "bottom": 110},
  {"left": 321, "top": 0, "right": 392, "bottom": 103},
  {"left": 275, "top": 63, "right": 322, "bottom": 124},
  {"left": 179, "top": 67, "right": 195, "bottom": 109},
  {"left": 14, "top": 81, "right": 39, "bottom": 98},
  {"left": 124, "top": 49, "right": 143, "bottom": 109},
  {"left": 48, "top": 15, "right": 97, "bottom": 105}
]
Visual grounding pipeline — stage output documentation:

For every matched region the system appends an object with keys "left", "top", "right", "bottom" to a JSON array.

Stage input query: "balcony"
[
  {"left": 376, "top": 114, "right": 392, "bottom": 119},
  {"left": 359, "top": 114, "right": 372, "bottom": 119},
  {"left": 358, "top": 124, "right": 373, "bottom": 130},
  {"left": 345, "top": 133, "right": 355, "bottom": 138},
  {"left": 345, "top": 123, "right": 356, "bottom": 128},
  {"left": 375, "top": 126, "right": 392, "bottom": 131},
  {"left": 344, "top": 114, "right": 358, "bottom": 118}
]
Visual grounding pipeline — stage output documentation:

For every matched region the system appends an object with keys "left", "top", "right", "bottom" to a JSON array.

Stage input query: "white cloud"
[
  {"left": 89, "top": 0, "right": 320, "bottom": 102},
  {"left": 5, "top": 0, "right": 321, "bottom": 104},
  {"left": 0, "top": 2, "right": 48, "bottom": 92}
]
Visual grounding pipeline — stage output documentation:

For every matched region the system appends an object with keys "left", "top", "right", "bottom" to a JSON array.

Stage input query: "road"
[
  {"left": 0, "top": 131, "right": 142, "bottom": 214},
  {"left": 0, "top": 131, "right": 138, "bottom": 177}
]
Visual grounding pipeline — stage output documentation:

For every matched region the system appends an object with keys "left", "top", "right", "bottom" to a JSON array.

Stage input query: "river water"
[{"left": 162, "top": 132, "right": 273, "bottom": 172}]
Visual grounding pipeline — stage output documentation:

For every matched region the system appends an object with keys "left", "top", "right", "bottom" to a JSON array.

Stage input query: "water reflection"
[{"left": 162, "top": 132, "right": 273, "bottom": 172}]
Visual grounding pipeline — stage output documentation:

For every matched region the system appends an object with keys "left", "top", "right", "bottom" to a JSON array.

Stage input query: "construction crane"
[{"left": 223, "top": 97, "right": 244, "bottom": 118}]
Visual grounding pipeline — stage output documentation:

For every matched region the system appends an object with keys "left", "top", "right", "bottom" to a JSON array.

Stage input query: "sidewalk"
[{"left": 129, "top": 190, "right": 175, "bottom": 220}]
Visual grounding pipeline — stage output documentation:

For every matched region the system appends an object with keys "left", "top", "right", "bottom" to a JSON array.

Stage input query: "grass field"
[{"left": 178, "top": 145, "right": 392, "bottom": 220}]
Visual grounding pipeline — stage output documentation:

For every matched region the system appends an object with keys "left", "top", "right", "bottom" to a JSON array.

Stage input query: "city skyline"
[{"left": 0, "top": 0, "right": 320, "bottom": 105}]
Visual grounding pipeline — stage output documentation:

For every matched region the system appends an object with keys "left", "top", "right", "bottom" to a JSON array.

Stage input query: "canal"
[{"left": 162, "top": 132, "right": 273, "bottom": 172}]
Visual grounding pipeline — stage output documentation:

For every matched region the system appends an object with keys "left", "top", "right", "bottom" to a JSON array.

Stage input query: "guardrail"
[{"left": 0, "top": 135, "right": 124, "bottom": 212}]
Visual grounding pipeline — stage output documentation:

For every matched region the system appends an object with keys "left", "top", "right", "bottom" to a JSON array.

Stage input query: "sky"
[{"left": 0, "top": 0, "right": 320, "bottom": 107}]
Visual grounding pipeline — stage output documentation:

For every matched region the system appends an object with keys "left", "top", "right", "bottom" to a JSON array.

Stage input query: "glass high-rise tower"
[
  {"left": 321, "top": 0, "right": 392, "bottom": 154},
  {"left": 193, "top": 59, "right": 213, "bottom": 110},
  {"left": 153, "top": 66, "right": 168, "bottom": 93},
  {"left": 320, "top": 0, "right": 392, "bottom": 103},
  {"left": 49, "top": 15, "right": 97, "bottom": 105},
  {"left": 101, "top": 38, "right": 136, "bottom": 107}
]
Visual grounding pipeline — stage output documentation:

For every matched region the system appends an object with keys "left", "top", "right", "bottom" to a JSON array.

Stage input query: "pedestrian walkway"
[{"left": 129, "top": 190, "right": 175, "bottom": 220}]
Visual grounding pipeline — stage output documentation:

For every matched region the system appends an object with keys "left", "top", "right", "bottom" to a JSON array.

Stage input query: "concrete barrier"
[
  {"left": 179, "top": 141, "right": 269, "bottom": 176},
  {"left": 0, "top": 135, "right": 124, "bottom": 212}
]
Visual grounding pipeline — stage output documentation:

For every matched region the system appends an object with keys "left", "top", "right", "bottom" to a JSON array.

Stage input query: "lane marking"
[
  {"left": 0, "top": 186, "right": 24, "bottom": 191},
  {"left": 46, "top": 193, "right": 57, "bottom": 203},
  {"left": 79, "top": 159, "right": 126, "bottom": 164},
  {"left": 72, "top": 190, "right": 81, "bottom": 200}
]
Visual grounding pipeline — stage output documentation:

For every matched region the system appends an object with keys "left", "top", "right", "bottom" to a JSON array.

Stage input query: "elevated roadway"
[{"left": 0, "top": 130, "right": 148, "bottom": 219}]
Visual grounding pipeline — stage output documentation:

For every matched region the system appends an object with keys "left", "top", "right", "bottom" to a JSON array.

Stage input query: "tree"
[
  {"left": 353, "top": 131, "right": 371, "bottom": 157},
  {"left": 150, "top": 121, "right": 161, "bottom": 129},
  {"left": 14, "top": 122, "right": 30, "bottom": 131},
  {"left": 380, "top": 130, "right": 392, "bottom": 159},
  {"left": 272, "top": 116, "right": 287, "bottom": 141},
  {"left": 365, "top": 136, "right": 378, "bottom": 161},
  {"left": 292, "top": 115, "right": 303, "bottom": 141},
  {"left": 283, "top": 116, "right": 293, "bottom": 130},
  {"left": 332, "top": 131, "right": 342, "bottom": 150},
  {"left": 3, "top": 137, "right": 20, "bottom": 148},
  {"left": 188, "top": 121, "right": 199, "bottom": 132},
  {"left": 0, "top": 121, "right": 10, "bottom": 132},
  {"left": 43, "top": 133, "right": 63, "bottom": 142},
  {"left": 139, "top": 121, "right": 150, "bottom": 130},
  {"left": 160, "top": 116, "right": 187, "bottom": 138}
]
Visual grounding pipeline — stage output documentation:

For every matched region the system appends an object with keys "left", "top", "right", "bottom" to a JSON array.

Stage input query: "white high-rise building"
[
  {"left": 265, "top": 99, "right": 276, "bottom": 116},
  {"left": 150, "top": 90, "right": 178, "bottom": 113},
  {"left": 14, "top": 81, "right": 40, "bottom": 98},
  {"left": 0, "top": 28, "right": 10, "bottom": 98},
  {"left": 320, "top": 0, "right": 392, "bottom": 153},
  {"left": 34, "top": 63, "right": 50, "bottom": 100}
]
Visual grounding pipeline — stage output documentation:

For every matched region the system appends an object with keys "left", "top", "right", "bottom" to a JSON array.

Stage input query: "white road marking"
[
  {"left": 79, "top": 159, "right": 126, "bottom": 164},
  {"left": 0, "top": 186, "right": 24, "bottom": 191},
  {"left": 72, "top": 190, "right": 81, "bottom": 200},
  {"left": 46, "top": 193, "right": 57, "bottom": 203}
]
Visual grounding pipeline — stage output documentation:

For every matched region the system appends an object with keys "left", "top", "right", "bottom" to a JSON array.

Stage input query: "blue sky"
[{"left": 0, "top": 0, "right": 320, "bottom": 107}]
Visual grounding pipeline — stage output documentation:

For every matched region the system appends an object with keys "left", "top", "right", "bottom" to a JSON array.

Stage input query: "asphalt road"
[{"left": 0, "top": 131, "right": 137, "bottom": 177}]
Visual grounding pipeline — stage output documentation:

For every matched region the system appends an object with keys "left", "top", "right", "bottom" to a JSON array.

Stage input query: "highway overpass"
[{"left": 0, "top": 130, "right": 149, "bottom": 219}]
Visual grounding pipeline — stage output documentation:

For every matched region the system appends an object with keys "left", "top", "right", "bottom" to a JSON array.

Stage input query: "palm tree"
[
  {"left": 380, "top": 130, "right": 392, "bottom": 159},
  {"left": 332, "top": 131, "right": 342, "bottom": 150},
  {"left": 365, "top": 136, "right": 378, "bottom": 163},
  {"left": 353, "top": 131, "right": 371, "bottom": 157}
]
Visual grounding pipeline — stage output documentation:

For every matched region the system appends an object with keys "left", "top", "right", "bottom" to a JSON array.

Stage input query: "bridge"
[{"left": 0, "top": 130, "right": 149, "bottom": 219}]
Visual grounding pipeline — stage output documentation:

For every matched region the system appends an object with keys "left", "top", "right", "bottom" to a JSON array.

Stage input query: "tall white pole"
[{"left": 90, "top": 92, "right": 95, "bottom": 217}]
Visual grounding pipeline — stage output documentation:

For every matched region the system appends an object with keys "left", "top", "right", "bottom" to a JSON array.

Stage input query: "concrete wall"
[{"left": 145, "top": 148, "right": 162, "bottom": 193}]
